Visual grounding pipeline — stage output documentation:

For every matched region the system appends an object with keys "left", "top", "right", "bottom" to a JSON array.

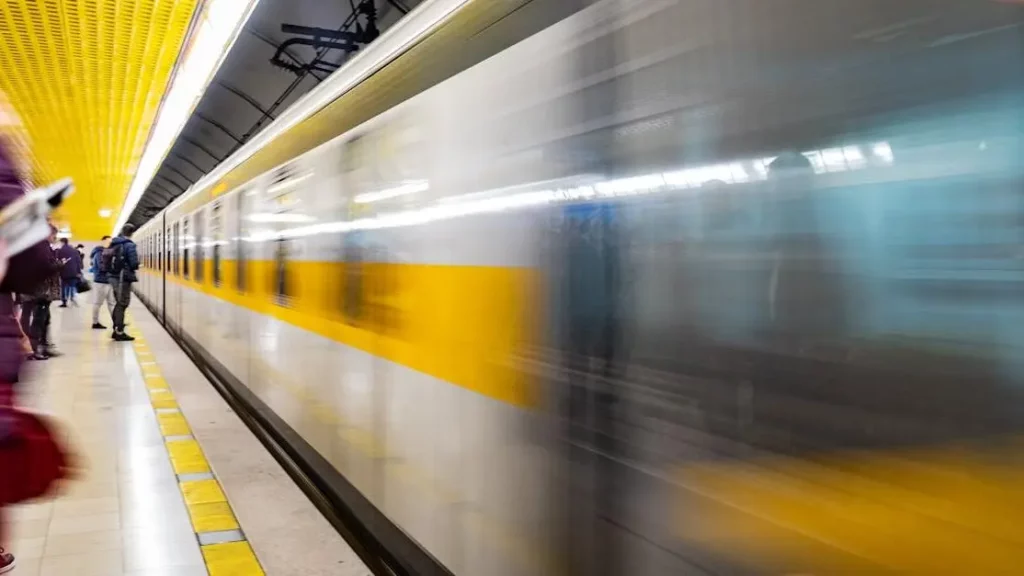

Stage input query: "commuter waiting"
[
  {"left": 104, "top": 224, "right": 139, "bottom": 341},
  {"left": 89, "top": 236, "right": 115, "bottom": 330},
  {"left": 55, "top": 237, "right": 81, "bottom": 307}
]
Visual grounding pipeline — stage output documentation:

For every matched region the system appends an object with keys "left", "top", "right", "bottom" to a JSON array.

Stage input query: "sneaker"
[
  {"left": 92, "top": 322, "right": 106, "bottom": 330},
  {"left": 44, "top": 347, "right": 63, "bottom": 357},
  {"left": 112, "top": 332, "right": 135, "bottom": 342},
  {"left": 58, "top": 303, "right": 67, "bottom": 308},
  {"left": 0, "top": 548, "right": 14, "bottom": 574}
]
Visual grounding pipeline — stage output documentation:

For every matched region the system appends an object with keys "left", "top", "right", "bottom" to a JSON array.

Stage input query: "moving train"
[{"left": 134, "top": 0, "right": 1024, "bottom": 573}]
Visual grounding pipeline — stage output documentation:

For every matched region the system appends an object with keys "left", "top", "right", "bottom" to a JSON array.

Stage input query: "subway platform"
[{"left": 4, "top": 299, "right": 369, "bottom": 576}]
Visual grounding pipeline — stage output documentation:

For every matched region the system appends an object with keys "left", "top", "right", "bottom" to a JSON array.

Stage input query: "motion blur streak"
[{"left": 132, "top": 0, "right": 1024, "bottom": 574}]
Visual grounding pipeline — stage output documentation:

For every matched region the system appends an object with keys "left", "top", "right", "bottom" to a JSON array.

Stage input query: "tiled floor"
[
  {"left": 5, "top": 297, "right": 368, "bottom": 576},
  {"left": 5, "top": 303, "right": 206, "bottom": 576}
]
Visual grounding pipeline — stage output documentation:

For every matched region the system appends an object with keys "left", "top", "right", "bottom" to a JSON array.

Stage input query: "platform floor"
[{"left": 5, "top": 297, "right": 369, "bottom": 576}]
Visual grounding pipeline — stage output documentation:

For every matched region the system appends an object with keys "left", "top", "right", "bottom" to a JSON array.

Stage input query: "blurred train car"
[{"left": 135, "top": 0, "right": 1024, "bottom": 573}]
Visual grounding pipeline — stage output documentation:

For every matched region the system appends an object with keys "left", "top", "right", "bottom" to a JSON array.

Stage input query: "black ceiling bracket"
[{"left": 271, "top": 0, "right": 380, "bottom": 76}]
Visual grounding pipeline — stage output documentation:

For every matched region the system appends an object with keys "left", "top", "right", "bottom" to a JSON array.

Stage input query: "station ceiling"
[
  {"left": 125, "top": 0, "right": 419, "bottom": 229},
  {"left": 0, "top": 0, "right": 200, "bottom": 240}
]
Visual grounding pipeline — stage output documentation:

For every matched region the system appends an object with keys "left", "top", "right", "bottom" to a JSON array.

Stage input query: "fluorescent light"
[
  {"left": 166, "top": 0, "right": 472, "bottom": 212},
  {"left": 98, "top": 208, "right": 112, "bottom": 218},
  {"left": 354, "top": 180, "right": 429, "bottom": 203},
  {"left": 112, "top": 0, "right": 261, "bottom": 234}
]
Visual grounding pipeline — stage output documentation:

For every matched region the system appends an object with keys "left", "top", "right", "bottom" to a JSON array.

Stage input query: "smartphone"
[{"left": 0, "top": 177, "right": 74, "bottom": 256}]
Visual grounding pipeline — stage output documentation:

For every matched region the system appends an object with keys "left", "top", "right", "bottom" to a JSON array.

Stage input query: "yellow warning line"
[{"left": 124, "top": 317, "right": 265, "bottom": 576}]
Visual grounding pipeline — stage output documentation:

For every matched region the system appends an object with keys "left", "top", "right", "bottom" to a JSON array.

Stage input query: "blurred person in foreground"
[
  {"left": 55, "top": 237, "right": 80, "bottom": 307},
  {"left": 106, "top": 224, "right": 138, "bottom": 341},
  {"left": 0, "top": 238, "right": 13, "bottom": 573},
  {"left": 0, "top": 101, "right": 71, "bottom": 573},
  {"left": 89, "top": 236, "right": 115, "bottom": 330}
]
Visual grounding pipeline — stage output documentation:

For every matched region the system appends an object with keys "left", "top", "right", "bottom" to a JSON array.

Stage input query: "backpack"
[{"left": 101, "top": 243, "right": 124, "bottom": 275}]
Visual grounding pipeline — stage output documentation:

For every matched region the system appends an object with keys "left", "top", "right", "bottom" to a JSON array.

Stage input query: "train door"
[
  {"left": 161, "top": 220, "right": 167, "bottom": 323},
  {"left": 224, "top": 188, "right": 250, "bottom": 382},
  {"left": 337, "top": 129, "right": 392, "bottom": 503},
  {"left": 173, "top": 218, "right": 183, "bottom": 331}
]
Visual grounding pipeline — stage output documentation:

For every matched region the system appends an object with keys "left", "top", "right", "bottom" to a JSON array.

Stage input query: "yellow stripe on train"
[
  {"left": 676, "top": 440, "right": 1024, "bottom": 573},
  {"left": 144, "top": 258, "right": 540, "bottom": 407}
]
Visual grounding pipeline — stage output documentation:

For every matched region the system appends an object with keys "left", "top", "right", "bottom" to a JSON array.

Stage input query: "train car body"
[{"left": 136, "top": 0, "right": 1024, "bottom": 573}]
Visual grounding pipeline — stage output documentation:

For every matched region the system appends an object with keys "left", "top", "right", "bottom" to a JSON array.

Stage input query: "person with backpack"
[
  {"left": 55, "top": 237, "right": 81, "bottom": 307},
  {"left": 89, "top": 235, "right": 116, "bottom": 329},
  {"left": 105, "top": 224, "right": 139, "bottom": 341}
]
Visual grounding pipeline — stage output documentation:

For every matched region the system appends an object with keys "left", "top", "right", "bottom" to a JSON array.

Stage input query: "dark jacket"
[
  {"left": 56, "top": 243, "right": 82, "bottom": 281},
  {"left": 33, "top": 248, "right": 62, "bottom": 302},
  {"left": 109, "top": 236, "right": 139, "bottom": 283},
  {"left": 89, "top": 246, "right": 109, "bottom": 284}
]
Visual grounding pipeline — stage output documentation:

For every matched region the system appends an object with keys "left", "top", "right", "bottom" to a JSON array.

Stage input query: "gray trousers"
[
  {"left": 110, "top": 280, "right": 133, "bottom": 332},
  {"left": 92, "top": 282, "right": 115, "bottom": 323}
]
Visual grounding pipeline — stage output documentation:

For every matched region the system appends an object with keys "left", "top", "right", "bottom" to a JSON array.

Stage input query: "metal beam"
[
  {"left": 245, "top": 25, "right": 325, "bottom": 82},
  {"left": 179, "top": 135, "right": 222, "bottom": 163},
  {"left": 214, "top": 80, "right": 276, "bottom": 120},
  {"left": 195, "top": 112, "right": 244, "bottom": 145},
  {"left": 163, "top": 163, "right": 196, "bottom": 186},
  {"left": 147, "top": 183, "right": 177, "bottom": 203},
  {"left": 280, "top": 24, "right": 376, "bottom": 44},
  {"left": 156, "top": 174, "right": 186, "bottom": 193},
  {"left": 386, "top": 0, "right": 410, "bottom": 15},
  {"left": 160, "top": 166, "right": 192, "bottom": 188},
  {"left": 169, "top": 151, "right": 208, "bottom": 176}
]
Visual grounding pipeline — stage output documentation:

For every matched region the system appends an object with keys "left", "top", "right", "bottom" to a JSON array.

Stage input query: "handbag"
[
  {"left": 75, "top": 276, "right": 91, "bottom": 294},
  {"left": 0, "top": 407, "right": 72, "bottom": 505}
]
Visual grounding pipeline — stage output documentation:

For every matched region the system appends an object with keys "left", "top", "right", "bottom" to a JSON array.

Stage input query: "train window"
[
  {"left": 273, "top": 238, "right": 290, "bottom": 306},
  {"left": 211, "top": 201, "right": 222, "bottom": 287},
  {"left": 195, "top": 210, "right": 205, "bottom": 283},
  {"left": 340, "top": 134, "right": 371, "bottom": 325},
  {"left": 183, "top": 218, "right": 190, "bottom": 279},
  {"left": 236, "top": 191, "right": 246, "bottom": 292},
  {"left": 176, "top": 223, "right": 181, "bottom": 275},
  {"left": 172, "top": 222, "right": 178, "bottom": 272}
]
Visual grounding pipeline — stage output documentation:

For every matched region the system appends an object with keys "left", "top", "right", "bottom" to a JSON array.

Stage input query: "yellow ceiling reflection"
[{"left": 0, "top": 0, "right": 199, "bottom": 240}]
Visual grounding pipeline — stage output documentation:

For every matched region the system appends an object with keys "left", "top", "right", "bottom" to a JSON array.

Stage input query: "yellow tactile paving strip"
[{"left": 124, "top": 314, "right": 265, "bottom": 575}]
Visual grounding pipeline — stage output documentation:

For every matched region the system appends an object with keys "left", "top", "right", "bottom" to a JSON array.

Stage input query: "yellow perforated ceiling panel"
[{"left": 0, "top": 0, "right": 199, "bottom": 240}]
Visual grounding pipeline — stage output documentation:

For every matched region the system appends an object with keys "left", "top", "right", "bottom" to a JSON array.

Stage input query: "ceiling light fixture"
[{"left": 112, "top": 0, "right": 261, "bottom": 234}]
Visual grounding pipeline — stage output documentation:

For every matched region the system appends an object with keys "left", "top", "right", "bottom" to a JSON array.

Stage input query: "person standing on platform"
[
  {"left": 106, "top": 224, "right": 139, "bottom": 342},
  {"left": 55, "top": 237, "right": 81, "bottom": 307},
  {"left": 89, "top": 236, "right": 115, "bottom": 330},
  {"left": 20, "top": 227, "right": 63, "bottom": 359}
]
